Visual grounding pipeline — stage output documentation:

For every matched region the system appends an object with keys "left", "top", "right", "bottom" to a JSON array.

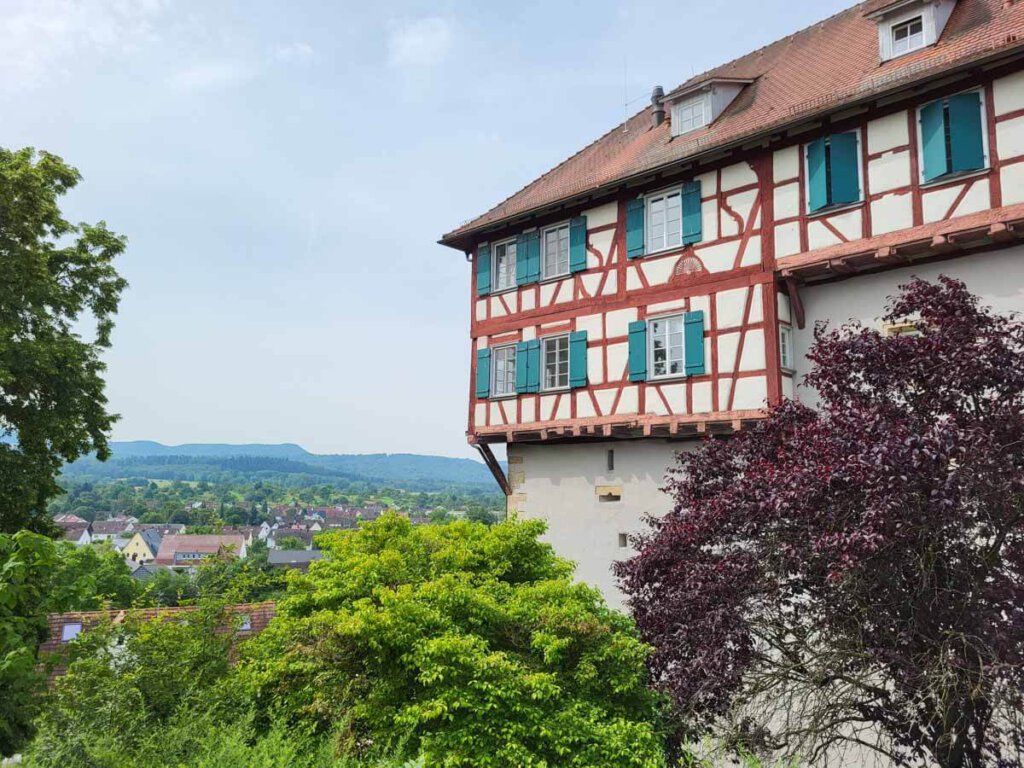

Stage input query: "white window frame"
[
  {"left": 670, "top": 93, "right": 710, "bottom": 137},
  {"left": 540, "top": 222, "right": 570, "bottom": 280},
  {"left": 491, "top": 344, "right": 517, "bottom": 398},
  {"left": 914, "top": 88, "right": 990, "bottom": 185},
  {"left": 802, "top": 128, "right": 865, "bottom": 216},
  {"left": 647, "top": 313, "right": 687, "bottom": 381},
  {"left": 491, "top": 238, "right": 517, "bottom": 293},
  {"left": 541, "top": 334, "right": 570, "bottom": 391},
  {"left": 890, "top": 15, "right": 925, "bottom": 57},
  {"left": 779, "top": 325, "right": 794, "bottom": 371},
  {"left": 61, "top": 622, "right": 83, "bottom": 643},
  {"left": 644, "top": 185, "right": 683, "bottom": 255}
]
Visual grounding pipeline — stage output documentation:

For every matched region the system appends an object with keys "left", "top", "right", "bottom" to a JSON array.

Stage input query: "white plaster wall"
[
  {"left": 791, "top": 245, "right": 1024, "bottom": 404},
  {"left": 508, "top": 439, "right": 697, "bottom": 608}
]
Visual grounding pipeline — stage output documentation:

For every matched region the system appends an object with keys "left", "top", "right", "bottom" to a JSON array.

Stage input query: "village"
[{"left": 50, "top": 500, "right": 459, "bottom": 577}]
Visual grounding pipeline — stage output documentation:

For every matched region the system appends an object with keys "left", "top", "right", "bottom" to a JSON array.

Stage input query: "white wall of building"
[
  {"left": 507, "top": 438, "right": 697, "bottom": 608},
  {"left": 791, "top": 245, "right": 1024, "bottom": 403}
]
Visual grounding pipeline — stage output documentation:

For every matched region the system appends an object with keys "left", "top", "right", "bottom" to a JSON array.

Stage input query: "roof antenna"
[{"left": 623, "top": 55, "right": 628, "bottom": 133}]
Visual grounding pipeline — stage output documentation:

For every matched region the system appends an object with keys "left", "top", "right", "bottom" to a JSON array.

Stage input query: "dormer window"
[
  {"left": 671, "top": 94, "right": 709, "bottom": 136},
  {"left": 870, "top": 0, "right": 957, "bottom": 62},
  {"left": 891, "top": 16, "right": 924, "bottom": 56},
  {"left": 664, "top": 78, "right": 752, "bottom": 138}
]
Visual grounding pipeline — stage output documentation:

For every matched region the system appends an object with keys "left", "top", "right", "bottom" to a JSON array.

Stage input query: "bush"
[{"left": 238, "top": 513, "right": 671, "bottom": 766}]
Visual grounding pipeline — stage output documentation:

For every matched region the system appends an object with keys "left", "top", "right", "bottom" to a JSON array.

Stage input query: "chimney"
[{"left": 651, "top": 85, "right": 665, "bottom": 128}]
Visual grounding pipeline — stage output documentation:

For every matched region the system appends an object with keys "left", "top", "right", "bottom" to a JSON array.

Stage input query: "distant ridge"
[
  {"left": 64, "top": 441, "right": 501, "bottom": 490},
  {"left": 111, "top": 441, "right": 312, "bottom": 460}
]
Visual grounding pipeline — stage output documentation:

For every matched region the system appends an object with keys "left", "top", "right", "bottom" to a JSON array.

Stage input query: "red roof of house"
[
  {"left": 153, "top": 534, "right": 245, "bottom": 564},
  {"left": 440, "top": 0, "right": 1024, "bottom": 247},
  {"left": 39, "top": 602, "right": 276, "bottom": 683}
]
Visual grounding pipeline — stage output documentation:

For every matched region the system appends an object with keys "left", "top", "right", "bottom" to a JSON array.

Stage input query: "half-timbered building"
[{"left": 441, "top": 0, "right": 1024, "bottom": 605}]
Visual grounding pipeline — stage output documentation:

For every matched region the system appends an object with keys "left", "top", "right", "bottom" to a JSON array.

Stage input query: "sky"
[{"left": 0, "top": 0, "right": 852, "bottom": 459}]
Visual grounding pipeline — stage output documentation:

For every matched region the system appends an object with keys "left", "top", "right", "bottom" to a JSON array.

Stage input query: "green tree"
[
  {"left": 239, "top": 514, "right": 670, "bottom": 766},
  {"left": 274, "top": 535, "right": 307, "bottom": 550},
  {"left": 46, "top": 541, "right": 137, "bottom": 612},
  {"left": 0, "top": 531, "right": 57, "bottom": 755},
  {"left": 0, "top": 148, "right": 127, "bottom": 533}
]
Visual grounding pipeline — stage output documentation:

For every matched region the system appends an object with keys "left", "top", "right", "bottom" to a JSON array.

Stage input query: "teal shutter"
[
  {"left": 684, "top": 311, "right": 706, "bottom": 376},
  {"left": 526, "top": 231, "right": 541, "bottom": 283},
  {"left": 628, "top": 320, "right": 648, "bottom": 382},
  {"left": 626, "top": 198, "right": 645, "bottom": 259},
  {"left": 526, "top": 340, "right": 541, "bottom": 393},
  {"left": 476, "top": 244, "right": 491, "bottom": 296},
  {"left": 569, "top": 331, "right": 588, "bottom": 388},
  {"left": 807, "top": 137, "right": 828, "bottom": 212},
  {"left": 948, "top": 91, "right": 985, "bottom": 174},
  {"left": 920, "top": 99, "right": 949, "bottom": 182},
  {"left": 475, "top": 348, "right": 491, "bottom": 398},
  {"left": 682, "top": 181, "right": 703, "bottom": 245},
  {"left": 828, "top": 132, "right": 860, "bottom": 206},
  {"left": 515, "top": 234, "right": 530, "bottom": 285},
  {"left": 569, "top": 216, "right": 587, "bottom": 273},
  {"left": 515, "top": 342, "right": 530, "bottom": 394}
]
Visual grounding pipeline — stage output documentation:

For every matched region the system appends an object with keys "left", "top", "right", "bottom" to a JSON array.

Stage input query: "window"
[
  {"left": 492, "top": 240, "right": 516, "bottom": 292},
  {"left": 891, "top": 16, "right": 924, "bottom": 57},
  {"left": 618, "top": 533, "right": 629, "bottom": 548},
  {"left": 671, "top": 94, "right": 709, "bottom": 136},
  {"left": 542, "top": 223, "right": 569, "bottom": 279},
  {"left": 806, "top": 132, "right": 862, "bottom": 212},
  {"left": 491, "top": 345, "right": 517, "bottom": 397},
  {"left": 646, "top": 189, "right": 682, "bottom": 253},
  {"left": 606, "top": 449, "right": 614, "bottom": 472},
  {"left": 542, "top": 335, "right": 570, "bottom": 390},
  {"left": 883, "top": 320, "right": 922, "bottom": 337},
  {"left": 779, "top": 326, "right": 794, "bottom": 371},
  {"left": 919, "top": 91, "right": 987, "bottom": 183},
  {"left": 648, "top": 314, "right": 686, "bottom": 379},
  {"left": 239, "top": 614, "right": 252, "bottom": 631},
  {"left": 61, "top": 623, "right": 82, "bottom": 643}
]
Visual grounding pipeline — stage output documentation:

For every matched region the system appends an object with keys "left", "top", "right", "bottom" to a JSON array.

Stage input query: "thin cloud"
[
  {"left": 387, "top": 17, "right": 454, "bottom": 70},
  {"left": 273, "top": 42, "right": 314, "bottom": 62},
  {"left": 167, "top": 60, "right": 254, "bottom": 93},
  {"left": 0, "top": 0, "right": 166, "bottom": 91}
]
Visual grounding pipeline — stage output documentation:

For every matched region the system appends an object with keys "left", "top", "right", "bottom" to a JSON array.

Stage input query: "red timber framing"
[{"left": 463, "top": 61, "right": 1024, "bottom": 446}]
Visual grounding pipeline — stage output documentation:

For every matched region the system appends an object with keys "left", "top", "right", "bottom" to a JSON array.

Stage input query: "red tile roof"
[
  {"left": 441, "top": 0, "right": 1024, "bottom": 247},
  {"left": 153, "top": 534, "right": 245, "bottom": 564},
  {"left": 39, "top": 603, "right": 276, "bottom": 683}
]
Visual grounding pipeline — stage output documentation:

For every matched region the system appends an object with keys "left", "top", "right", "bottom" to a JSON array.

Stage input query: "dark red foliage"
[{"left": 617, "top": 277, "right": 1024, "bottom": 767}]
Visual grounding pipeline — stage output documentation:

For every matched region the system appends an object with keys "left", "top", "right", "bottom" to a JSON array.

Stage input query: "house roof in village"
[
  {"left": 132, "top": 523, "right": 186, "bottom": 535},
  {"left": 91, "top": 520, "right": 130, "bottom": 535},
  {"left": 153, "top": 534, "right": 245, "bottom": 564},
  {"left": 58, "top": 523, "right": 90, "bottom": 541},
  {"left": 39, "top": 603, "right": 276, "bottom": 683},
  {"left": 268, "top": 549, "right": 324, "bottom": 568},
  {"left": 440, "top": 0, "right": 1024, "bottom": 247}
]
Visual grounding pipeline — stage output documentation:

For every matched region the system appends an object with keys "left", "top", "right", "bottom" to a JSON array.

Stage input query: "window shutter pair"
[
  {"left": 627, "top": 311, "right": 706, "bottom": 382},
  {"left": 627, "top": 183, "right": 703, "bottom": 257},
  {"left": 569, "top": 216, "right": 588, "bottom": 274},
  {"left": 515, "top": 341, "right": 541, "bottom": 393},
  {"left": 515, "top": 232, "right": 541, "bottom": 286},
  {"left": 921, "top": 92, "right": 985, "bottom": 182},
  {"left": 476, "top": 244, "right": 491, "bottom": 296},
  {"left": 807, "top": 133, "right": 860, "bottom": 212}
]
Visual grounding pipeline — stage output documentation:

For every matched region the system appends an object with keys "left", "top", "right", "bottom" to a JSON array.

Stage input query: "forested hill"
[{"left": 64, "top": 442, "right": 500, "bottom": 492}]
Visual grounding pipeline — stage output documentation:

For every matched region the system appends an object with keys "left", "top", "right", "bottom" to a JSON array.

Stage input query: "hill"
[{"left": 62, "top": 442, "right": 500, "bottom": 492}]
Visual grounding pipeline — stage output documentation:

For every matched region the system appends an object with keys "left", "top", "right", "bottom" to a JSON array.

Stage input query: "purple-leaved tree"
[{"left": 617, "top": 277, "right": 1024, "bottom": 768}]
